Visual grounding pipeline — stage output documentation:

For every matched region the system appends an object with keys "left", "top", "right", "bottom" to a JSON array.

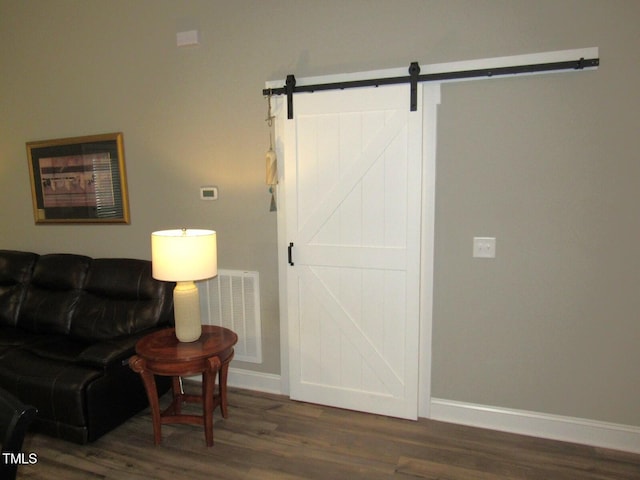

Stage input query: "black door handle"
[{"left": 288, "top": 242, "right": 294, "bottom": 266}]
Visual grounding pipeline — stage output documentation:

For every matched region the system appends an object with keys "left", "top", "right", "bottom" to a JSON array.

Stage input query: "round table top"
[{"left": 135, "top": 325, "right": 238, "bottom": 363}]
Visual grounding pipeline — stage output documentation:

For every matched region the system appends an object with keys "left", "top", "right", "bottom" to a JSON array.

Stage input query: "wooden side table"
[{"left": 129, "top": 325, "right": 238, "bottom": 446}]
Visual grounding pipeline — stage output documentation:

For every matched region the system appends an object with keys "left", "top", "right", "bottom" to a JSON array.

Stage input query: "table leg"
[
  {"left": 171, "top": 377, "right": 183, "bottom": 415},
  {"left": 129, "top": 355, "right": 162, "bottom": 445},
  {"left": 218, "top": 350, "right": 234, "bottom": 418},
  {"left": 202, "top": 356, "right": 221, "bottom": 447}
]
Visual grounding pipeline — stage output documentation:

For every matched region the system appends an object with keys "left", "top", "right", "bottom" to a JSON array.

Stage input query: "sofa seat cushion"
[
  {"left": 17, "top": 335, "right": 92, "bottom": 365},
  {"left": 15, "top": 335, "right": 140, "bottom": 370},
  {"left": 0, "top": 348, "right": 101, "bottom": 427}
]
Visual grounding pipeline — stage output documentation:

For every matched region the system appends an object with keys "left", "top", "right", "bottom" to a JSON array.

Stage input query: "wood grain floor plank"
[{"left": 16, "top": 386, "right": 640, "bottom": 480}]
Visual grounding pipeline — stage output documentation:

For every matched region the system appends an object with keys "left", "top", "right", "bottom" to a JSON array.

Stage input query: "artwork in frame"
[{"left": 26, "top": 132, "right": 130, "bottom": 224}]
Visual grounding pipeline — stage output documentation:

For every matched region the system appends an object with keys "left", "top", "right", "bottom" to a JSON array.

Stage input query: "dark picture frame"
[{"left": 26, "top": 132, "right": 130, "bottom": 224}]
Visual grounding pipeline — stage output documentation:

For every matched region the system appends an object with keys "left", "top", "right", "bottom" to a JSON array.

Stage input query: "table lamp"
[{"left": 151, "top": 228, "right": 217, "bottom": 342}]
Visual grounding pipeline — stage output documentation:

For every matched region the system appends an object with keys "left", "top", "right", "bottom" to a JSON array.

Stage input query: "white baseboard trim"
[
  {"left": 180, "top": 375, "right": 639, "bottom": 453},
  {"left": 227, "top": 367, "right": 283, "bottom": 394},
  {"left": 186, "top": 368, "right": 283, "bottom": 395},
  {"left": 430, "top": 398, "right": 640, "bottom": 454}
]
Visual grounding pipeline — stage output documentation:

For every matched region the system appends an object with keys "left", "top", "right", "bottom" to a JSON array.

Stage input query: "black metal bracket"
[
  {"left": 288, "top": 242, "right": 294, "bottom": 266},
  {"left": 409, "top": 62, "right": 420, "bottom": 112},
  {"left": 263, "top": 57, "right": 599, "bottom": 120},
  {"left": 285, "top": 75, "right": 296, "bottom": 120}
]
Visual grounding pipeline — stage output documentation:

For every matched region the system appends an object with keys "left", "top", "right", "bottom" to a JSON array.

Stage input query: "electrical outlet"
[{"left": 473, "top": 237, "right": 496, "bottom": 258}]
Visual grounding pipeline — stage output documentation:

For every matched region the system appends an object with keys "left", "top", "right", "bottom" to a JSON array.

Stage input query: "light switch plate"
[{"left": 473, "top": 237, "right": 496, "bottom": 258}]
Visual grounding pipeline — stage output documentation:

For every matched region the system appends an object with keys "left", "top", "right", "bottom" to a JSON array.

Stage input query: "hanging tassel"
[
  {"left": 269, "top": 186, "right": 277, "bottom": 212},
  {"left": 265, "top": 93, "right": 278, "bottom": 212},
  {"left": 266, "top": 148, "right": 277, "bottom": 185}
]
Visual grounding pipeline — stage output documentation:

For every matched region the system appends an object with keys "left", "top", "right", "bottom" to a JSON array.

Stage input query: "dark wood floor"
[{"left": 18, "top": 386, "right": 640, "bottom": 479}]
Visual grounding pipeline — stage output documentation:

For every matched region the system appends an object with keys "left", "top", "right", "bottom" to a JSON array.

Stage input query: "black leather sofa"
[{"left": 0, "top": 249, "right": 173, "bottom": 444}]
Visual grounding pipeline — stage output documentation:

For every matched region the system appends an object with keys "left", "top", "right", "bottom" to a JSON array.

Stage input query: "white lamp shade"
[{"left": 151, "top": 229, "right": 217, "bottom": 282}]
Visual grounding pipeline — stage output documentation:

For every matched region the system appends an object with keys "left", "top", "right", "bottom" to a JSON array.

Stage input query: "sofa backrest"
[
  {"left": 70, "top": 258, "right": 174, "bottom": 341},
  {"left": 0, "top": 251, "right": 174, "bottom": 341},
  {"left": 0, "top": 250, "right": 39, "bottom": 328},
  {"left": 17, "top": 254, "right": 91, "bottom": 335}
]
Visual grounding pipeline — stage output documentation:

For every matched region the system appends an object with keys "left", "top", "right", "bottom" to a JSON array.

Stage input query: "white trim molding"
[
  {"left": 186, "top": 368, "right": 283, "bottom": 396},
  {"left": 430, "top": 398, "right": 640, "bottom": 454},
  {"left": 187, "top": 370, "right": 640, "bottom": 454},
  {"left": 227, "top": 368, "right": 282, "bottom": 395},
  {"left": 417, "top": 83, "right": 439, "bottom": 419}
]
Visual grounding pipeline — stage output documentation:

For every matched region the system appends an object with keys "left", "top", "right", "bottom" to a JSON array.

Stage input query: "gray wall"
[{"left": 1, "top": 0, "right": 638, "bottom": 427}]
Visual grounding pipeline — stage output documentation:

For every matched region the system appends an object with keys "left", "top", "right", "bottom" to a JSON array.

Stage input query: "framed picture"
[{"left": 26, "top": 132, "right": 130, "bottom": 224}]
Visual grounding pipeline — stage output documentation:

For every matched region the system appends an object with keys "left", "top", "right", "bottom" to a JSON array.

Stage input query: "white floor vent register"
[{"left": 198, "top": 269, "right": 262, "bottom": 364}]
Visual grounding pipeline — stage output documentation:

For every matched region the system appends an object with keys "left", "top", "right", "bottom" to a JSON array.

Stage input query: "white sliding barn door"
[{"left": 282, "top": 84, "right": 423, "bottom": 420}]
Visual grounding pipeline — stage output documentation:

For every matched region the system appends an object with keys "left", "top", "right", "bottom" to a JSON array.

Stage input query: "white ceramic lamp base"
[{"left": 172, "top": 281, "right": 202, "bottom": 342}]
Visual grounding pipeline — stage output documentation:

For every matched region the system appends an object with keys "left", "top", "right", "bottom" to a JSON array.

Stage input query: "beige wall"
[{"left": 1, "top": 1, "right": 638, "bottom": 427}]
